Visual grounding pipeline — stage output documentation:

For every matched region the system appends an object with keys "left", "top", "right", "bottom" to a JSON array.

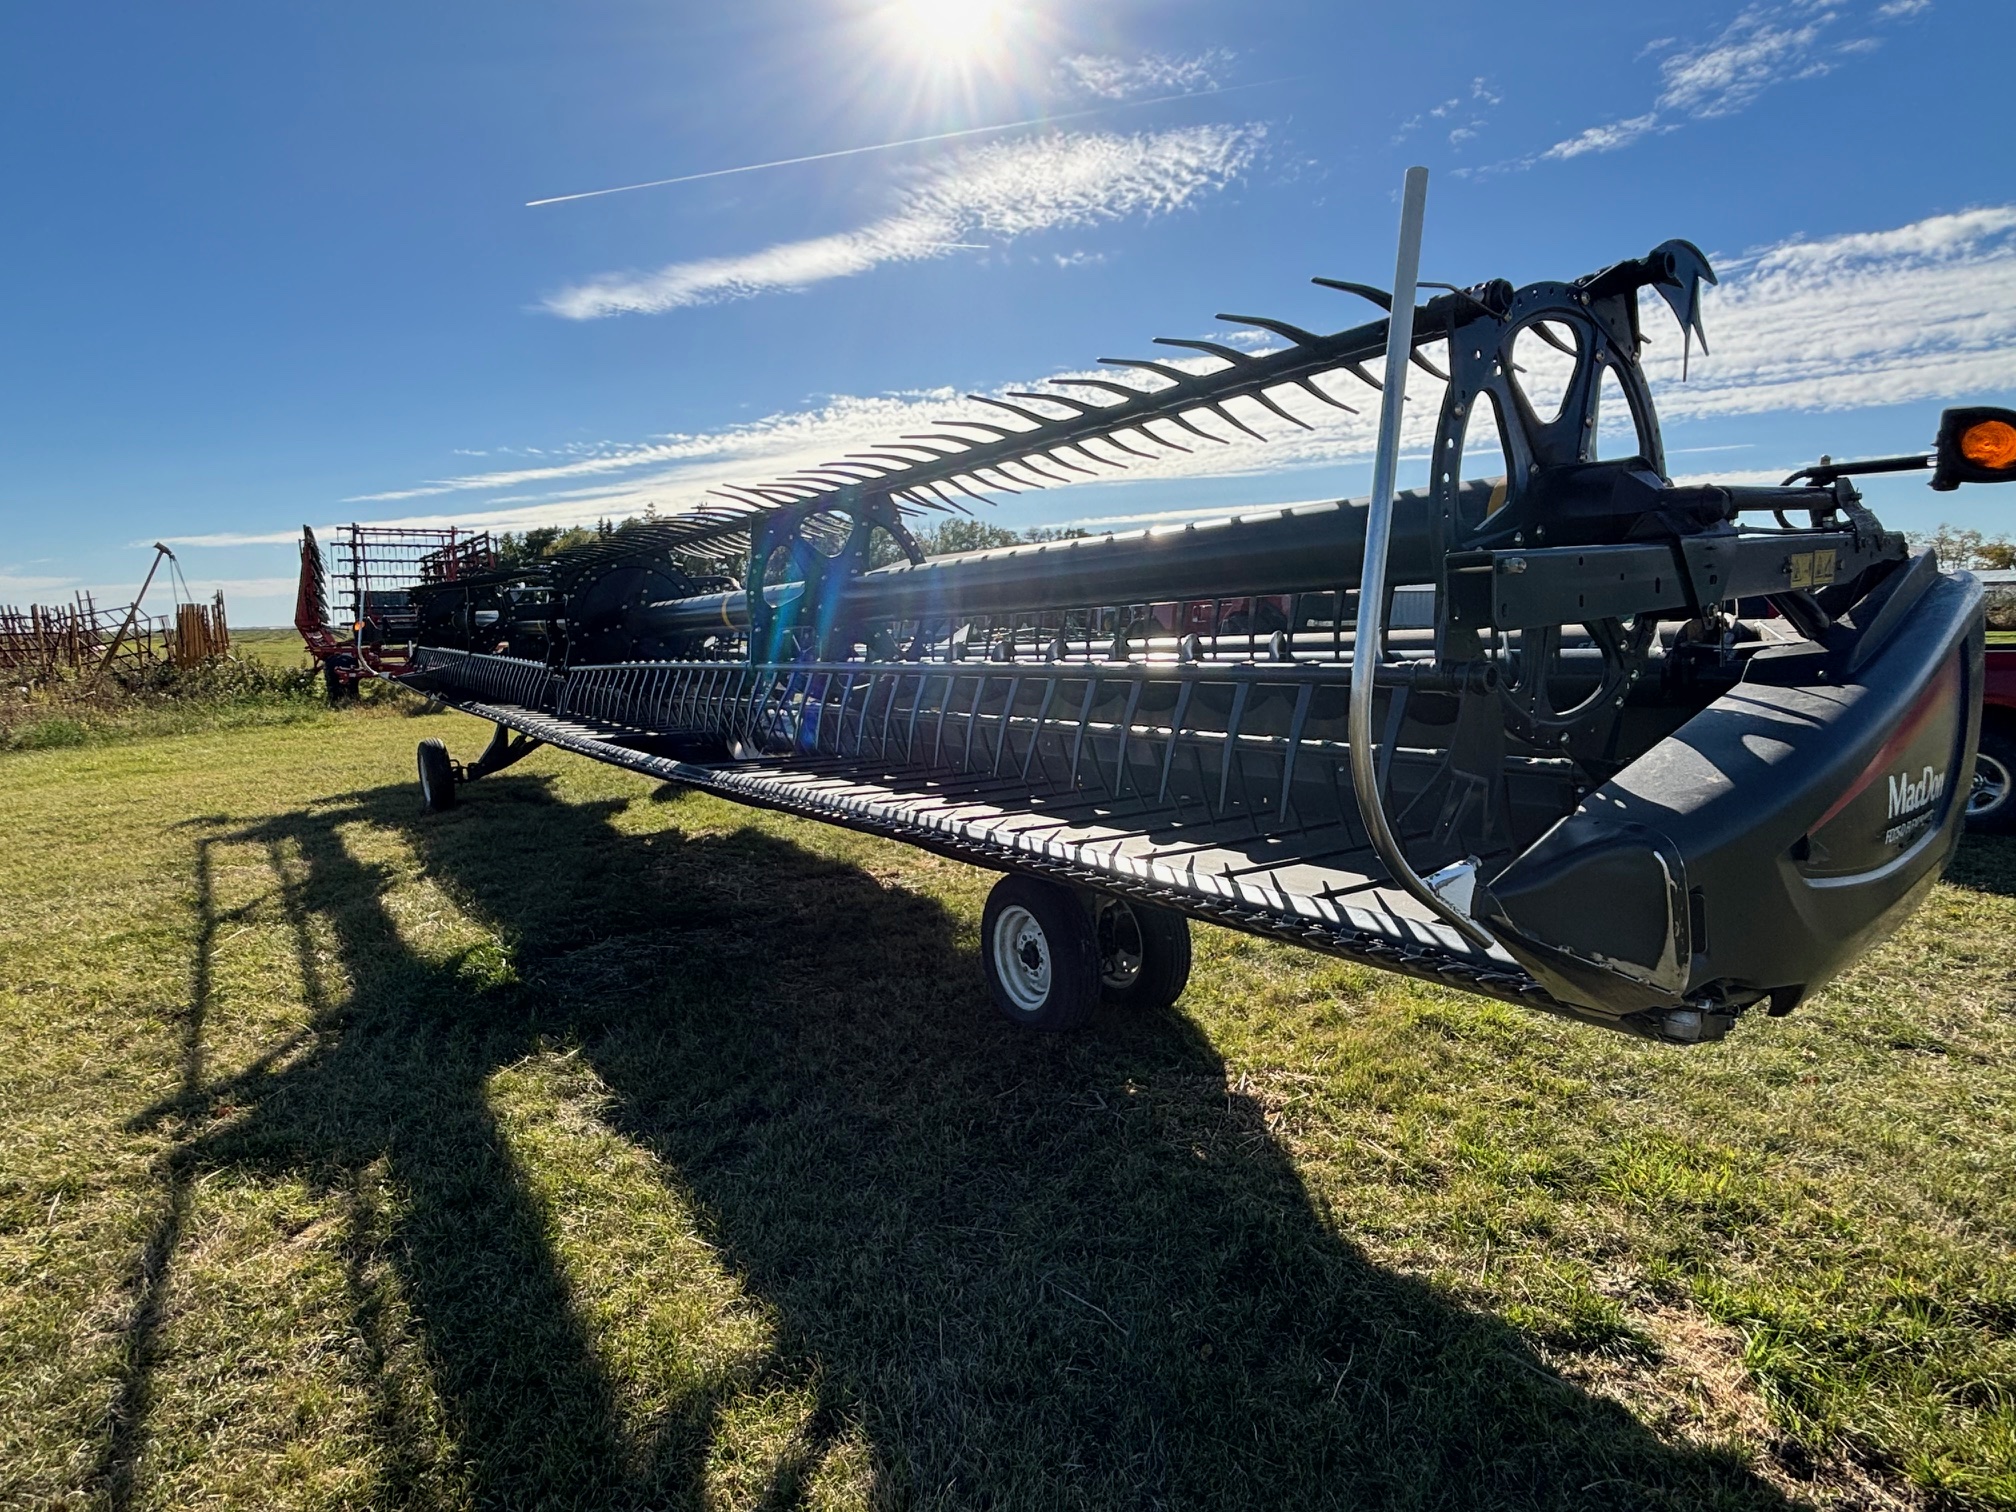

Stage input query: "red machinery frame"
[{"left": 296, "top": 524, "right": 496, "bottom": 696}]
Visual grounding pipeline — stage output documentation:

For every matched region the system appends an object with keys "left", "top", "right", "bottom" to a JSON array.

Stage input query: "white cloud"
[
  {"left": 269, "top": 205, "right": 2016, "bottom": 546},
  {"left": 1544, "top": 112, "right": 1663, "bottom": 160},
  {"left": 1538, "top": 3, "right": 1919, "bottom": 163},
  {"left": 1669, "top": 468, "right": 1802, "bottom": 487},
  {"left": 0, "top": 572, "right": 79, "bottom": 598},
  {"left": 543, "top": 125, "right": 1263, "bottom": 319},
  {"left": 1054, "top": 50, "right": 1231, "bottom": 100},
  {"left": 1641, "top": 206, "right": 2016, "bottom": 422},
  {"left": 157, "top": 529, "right": 305, "bottom": 547},
  {"left": 1396, "top": 76, "right": 1500, "bottom": 147},
  {"left": 1655, "top": 11, "right": 1830, "bottom": 118}
]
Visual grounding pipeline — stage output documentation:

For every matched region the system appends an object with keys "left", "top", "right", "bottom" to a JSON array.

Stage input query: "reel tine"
[
  {"left": 930, "top": 418, "right": 1017, "bottom": 438},
  {"left": 1051, "top": 377, "right": 1147, "bottom": 403},
  {"left": 1410, "top": 349, "right": 1450, "bottom": 381},
  {"left": 1007, "top": 390, "right": 1101, "bottom": 416},
  {"left": 968, "top": 394, "right": 1052, "bottom": 428},
  {"left": 1531, "top": 322, "right": 1578, "bottom": 355},
  {"left": 1294, "top": 376, "right": 1358, "bottom": 414},
  {"left": 1038, "top": 449, "right": 1097, "bottom": 477},
  {"left": 1247, "top": 387, "right": 1315, "bottom": 431},
  {"left": 942, "top": 476, "right": 999, "bottom": 508},
  {"left": 1156, "top": 408, "right": 1230, "bottom": 446},
  {"left": 1060, "top": 440, "right": 1127, "bottom": 471},
  {"left": 1310, "top": 278, "right": 1392, "bottom": 310},
  {"left": 1099, "top": 357, "right": 1191, "bottom": 386},
  {"left": 1343, "top": 361, "right": 1384, "bottom": 392},
  {"left": 973, "top": 465, "right": 1037, "bottom": 492},
  {"left": 848, "top": 450, "right": 936, "bottom": 467},
  {"left": 1215, "top": 312, "right": 1323, "bottom": 345},
  {"left": 1206, "top": 400, "right": 1268, "bottom": 442},
  {"left": 1153, "top": 336, "right": 1250, "bottom": 365},
  {"left": 1012, "top": 455, "right": 1077, "bottom": 484},
  {"left": 1138, "top": 420, "right": 1197, "bottom": 453},
  {"left": 1087, "top": 431, "right": 1160, "bottom": 462}
]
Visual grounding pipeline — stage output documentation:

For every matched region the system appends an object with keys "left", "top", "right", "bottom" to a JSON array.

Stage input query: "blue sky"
[{"left": 2, "top": 0, "right": 2011, "bottom": 624}]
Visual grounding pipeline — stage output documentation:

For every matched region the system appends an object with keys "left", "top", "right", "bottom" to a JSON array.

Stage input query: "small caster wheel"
[
  {"left": 1966, "top": 728, "right": 2015, "bottom": 834},
  {"left": 980, "top": 875, "right": 1100, "bottom": 1032},
  {"left": 417, "top": 738, "right": 458, "bottom": 812},
  {"left": 1094, "top": 896, "right": 1192, "bottom": 1010}
]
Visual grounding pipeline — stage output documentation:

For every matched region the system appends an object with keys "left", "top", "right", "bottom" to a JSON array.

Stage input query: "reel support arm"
[{"left": 1348, "top": 168, "right": 1496, "bottom": 951}]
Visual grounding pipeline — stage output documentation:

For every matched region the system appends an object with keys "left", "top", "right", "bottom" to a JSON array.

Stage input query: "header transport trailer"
[{"left": 303, "top": 178, "right": 2016, "bottom": 1046}]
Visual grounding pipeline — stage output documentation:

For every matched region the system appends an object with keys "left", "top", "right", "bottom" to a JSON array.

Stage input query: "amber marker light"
[
  {"left": 1960, "top": 418, "right": 2016, "bottom": 470},
  {"left": 1932, "top": 406, "right": 2016, "bottom": 488}
]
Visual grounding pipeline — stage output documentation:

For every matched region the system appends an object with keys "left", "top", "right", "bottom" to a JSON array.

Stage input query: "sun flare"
[{"left": 883, "top": 0, "right": 1009, "bottom": 66}]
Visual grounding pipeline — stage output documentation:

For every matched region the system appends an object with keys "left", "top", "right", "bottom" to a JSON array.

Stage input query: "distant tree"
[
  {"left": 493, "top": 525, "right": 598, "bottom": 568},
  {"left": 1912, "top": 525, "right": 2016, "bottom": 570}
]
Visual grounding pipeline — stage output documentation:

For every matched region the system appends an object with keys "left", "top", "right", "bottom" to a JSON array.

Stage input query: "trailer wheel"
[
  {"left": 417, "top": 738, "right": 457, "bottom": 813},
  {"left": 1095, "top": 897, "right": 1192, "bottom": 1010},
  {"left": 981, "top": 876, "right": 1100, "bottom": 1032},
  {"left": 1967, "top": 727, "right": 2015, "bottom": 834}
]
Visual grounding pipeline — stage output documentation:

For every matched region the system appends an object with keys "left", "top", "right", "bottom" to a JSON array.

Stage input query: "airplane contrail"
[{"left": 525, "top": 78, "right": 1290, "bottom": 208}]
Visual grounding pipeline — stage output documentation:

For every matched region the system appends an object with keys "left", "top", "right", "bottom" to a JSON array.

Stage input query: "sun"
[{"left": 882, "top": 0, "right": 1010, "bottom": 67}]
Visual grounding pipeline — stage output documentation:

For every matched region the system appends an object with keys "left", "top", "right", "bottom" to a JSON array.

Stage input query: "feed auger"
[{"left": 325, "top": 171, "right": 2015, "bottom": 1044}]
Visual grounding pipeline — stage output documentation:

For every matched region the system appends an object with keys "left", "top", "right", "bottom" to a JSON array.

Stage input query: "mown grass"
[{"left": 1, "top": 708, "right": 2011, "bottom": 1511}]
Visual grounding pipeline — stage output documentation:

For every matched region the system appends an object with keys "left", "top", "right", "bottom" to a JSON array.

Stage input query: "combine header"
[{"left": 314, "top": 172, "right": 2015, "bottom": 1044}]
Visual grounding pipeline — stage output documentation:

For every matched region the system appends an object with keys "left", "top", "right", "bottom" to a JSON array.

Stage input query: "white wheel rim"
[
  {"left": 1970, "top": 752, "right": 2012, "bottom": 818},
  {"left": 992, "top": 905, "right": 1051, "bottom": 1012}
]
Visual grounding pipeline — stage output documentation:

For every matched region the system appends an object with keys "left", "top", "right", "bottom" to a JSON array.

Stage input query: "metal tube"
[
  {"left": 1347, "top": 167, "right": 1496, "bottom": 950},
  {"left": 639, "top": 485, "right": 1463, "bottom": 637}
]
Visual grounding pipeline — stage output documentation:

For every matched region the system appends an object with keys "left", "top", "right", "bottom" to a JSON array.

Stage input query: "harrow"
[{"left": 316, "top": 171, "right": 2016, "bottom": 1044}]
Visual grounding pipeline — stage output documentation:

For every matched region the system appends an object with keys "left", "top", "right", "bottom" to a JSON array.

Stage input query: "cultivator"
[{"left": 324, "top": 173, "right": 2015, "bottom": 1044}]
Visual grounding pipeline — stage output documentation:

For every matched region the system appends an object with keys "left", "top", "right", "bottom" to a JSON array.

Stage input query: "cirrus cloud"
[{"left": 542, "top": 124, "right": 1265, "bottom": 320}]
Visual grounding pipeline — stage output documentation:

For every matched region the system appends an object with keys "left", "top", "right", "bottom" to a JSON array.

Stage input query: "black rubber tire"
[
  {"left": 1096, "top": 897, "right": 1193, "bottom": 1010},
  {"left": 417, "top": 738, "right": 458, "bottom": 813},
  {"left": 980, "top": 875, "right": 1100, "bottom": 1033},
  {"left": 1967, "top": 725, "right": 2016, "bottom": 835}
]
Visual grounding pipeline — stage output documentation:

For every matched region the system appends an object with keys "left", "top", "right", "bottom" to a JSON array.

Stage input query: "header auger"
[{"left": 303, "top": 173, "right": 2014, "bottom": 1045}]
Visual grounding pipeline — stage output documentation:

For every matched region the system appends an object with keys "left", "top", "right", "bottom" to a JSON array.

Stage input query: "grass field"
[
  {"left": 2, "top": 705, "right": 2012, "bottom": 1511},
  {"left": 226, "top": 626, "right": 317, "bottom": 671}
]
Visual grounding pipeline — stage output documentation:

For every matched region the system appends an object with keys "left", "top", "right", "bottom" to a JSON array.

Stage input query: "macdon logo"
[
  {"left": 1888, "top": 765, "right": 1947, "bottom": 819},
  {"left": 1882, "top": 765, "right": 1947, "bottom": 847}
]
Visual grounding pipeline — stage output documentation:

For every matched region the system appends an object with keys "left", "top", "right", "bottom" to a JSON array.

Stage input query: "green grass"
[
  {"left": 2, "top": 709, "right": 2012, "bottom": 1511},
  {"left": 226, "top": 627, "right": 317, "bottom": 671}
]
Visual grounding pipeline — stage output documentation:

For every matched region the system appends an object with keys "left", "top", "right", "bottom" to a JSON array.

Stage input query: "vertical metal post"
[{"left": 1347, "top": 167, "right": 1496, "bottom": 949}]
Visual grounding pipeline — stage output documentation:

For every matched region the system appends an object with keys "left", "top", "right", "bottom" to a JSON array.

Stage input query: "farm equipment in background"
[
  {"left": 313, "top": 173, "right": 2016, "bottom": 1046},
  {"left": 2, "top": 542, "right": 231, "bottom": 686},
  {"left": 296, "top": 524, "right": 497, "bottom": 700}
]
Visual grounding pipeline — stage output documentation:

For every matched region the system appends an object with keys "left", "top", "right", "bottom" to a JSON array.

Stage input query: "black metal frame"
[{"left": 383, "top": 236, "right": 1990, "bottom": 1047}]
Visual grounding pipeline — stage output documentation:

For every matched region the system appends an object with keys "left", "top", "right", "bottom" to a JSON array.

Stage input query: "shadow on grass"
[
  {"left": 109, "top": 771, "right": 1793, "bottom": 1510},
  {"left": 1947, "top": 831, "right": 2016, "bottom": 897}
]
